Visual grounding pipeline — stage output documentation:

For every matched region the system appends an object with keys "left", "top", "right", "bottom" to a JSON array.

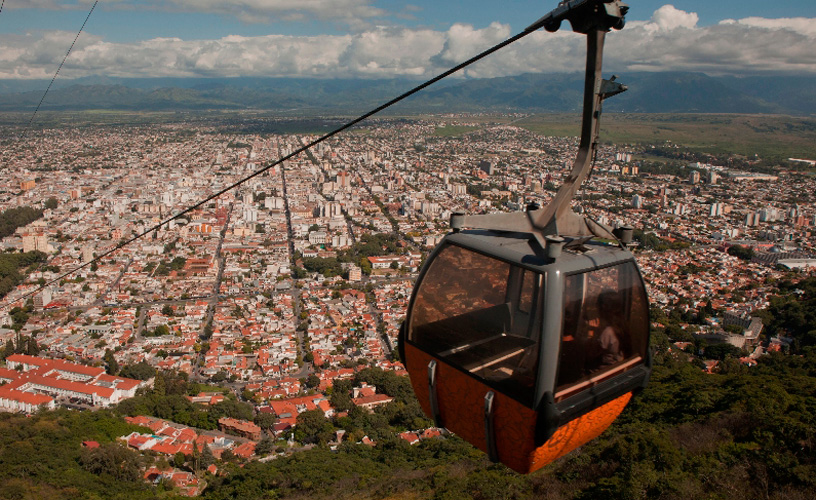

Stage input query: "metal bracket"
[
  {"left": 428, "top": 360, "right": 442, "bottom": 428},
  {"left": 600, "top": 75, "right": 627, "bottom": 100},
  {"left": 484, "top": 391, "right": 499, "bottom": 463}
]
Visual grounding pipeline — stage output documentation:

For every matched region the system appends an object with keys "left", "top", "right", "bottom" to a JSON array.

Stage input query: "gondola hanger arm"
[{"left": 452, "top": 0, "right": 629, "bottom": 243}]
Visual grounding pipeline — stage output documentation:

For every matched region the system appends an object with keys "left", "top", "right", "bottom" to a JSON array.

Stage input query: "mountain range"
[{"left": 0, "top": 72, "right": 813, "bottom": 115}]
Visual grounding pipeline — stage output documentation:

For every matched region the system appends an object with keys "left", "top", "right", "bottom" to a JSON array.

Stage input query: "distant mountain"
[{"left": 0, "top": 72, "right": 812, "bottom": 114}]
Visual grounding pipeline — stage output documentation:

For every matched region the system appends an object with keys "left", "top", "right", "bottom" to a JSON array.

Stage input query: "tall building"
[
  {"left": 347, "top": 265, "right": 362, "bottom": 282},
  {"left": 243, "top": 207, "right": 258, "bottom": 223},
  {"left": 336, "top": 171, "right": 350, "bottom": 188},
  {"left": 320, "top": 201, "right": 343, "bottom": 218},
  {"left": 759, "top": 207, "right": 779, "bottom": 222},
  {"left": 160, "top": 191, "right": 174, "bottom": 205},
  {"left": 332, "top": 234, "right": 351, "bottom": 249},
  {"left": 34, "top": 287, "right": 53, "bottom": 309},
  {"left": 709, "top": 203, "right": 724, "bottom": 217},
  {"left": 81, "top": 245, "right": 94, "bottom": 263},
  {"left": 745, "top": 212, "right": 760, "bottom": 227},
  {"left": 22, "top": 234, "right": 49, "bottom": 253}
]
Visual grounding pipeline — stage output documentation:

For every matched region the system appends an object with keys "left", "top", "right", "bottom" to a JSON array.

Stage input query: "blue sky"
[{"left": 1, "top": 1, "right": 815, "bottom": 79}]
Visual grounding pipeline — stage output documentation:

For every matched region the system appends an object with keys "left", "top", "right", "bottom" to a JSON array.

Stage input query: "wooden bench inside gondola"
[{"left": 415, "top": 302, "right": 535, "bottom": 374}]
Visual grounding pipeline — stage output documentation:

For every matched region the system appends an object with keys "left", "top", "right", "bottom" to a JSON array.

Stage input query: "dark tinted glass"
[
  {"left": 555, "top": 261, "right": 649, "bottom": 397},
  {"left": 409, "top": 244, "right": 542, "bottom": 406}
]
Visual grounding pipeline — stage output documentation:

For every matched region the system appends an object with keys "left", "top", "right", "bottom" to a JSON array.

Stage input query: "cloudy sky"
[{"left": 1, "top": 1, "right": 815, "bottom": 80}]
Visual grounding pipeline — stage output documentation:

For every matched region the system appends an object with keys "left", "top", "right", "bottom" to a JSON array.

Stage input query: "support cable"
[{"left": 21, "top": 1, "right": 98, "bottom": 139}]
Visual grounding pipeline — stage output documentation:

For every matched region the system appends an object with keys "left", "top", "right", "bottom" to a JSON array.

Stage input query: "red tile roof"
[
  {"left": 22, "top": 374, "right": 115, "bottom": 398},
  {"left": 0, "top": 386, "right": 53, "bottom": 405}
]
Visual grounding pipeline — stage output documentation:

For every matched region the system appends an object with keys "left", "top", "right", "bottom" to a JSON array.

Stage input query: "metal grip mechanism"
[{"left": 527, "top": 0, "right": 628, "bottom": 34}]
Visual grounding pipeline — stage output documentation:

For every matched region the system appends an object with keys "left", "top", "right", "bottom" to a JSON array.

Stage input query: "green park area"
[{"left": 516, "top": 113, "right": 816, "bottom": 162}]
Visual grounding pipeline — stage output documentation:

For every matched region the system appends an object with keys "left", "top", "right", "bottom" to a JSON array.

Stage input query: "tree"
[
  {"left": 241, "top": 388, "right": 256, "bottom": 401},
  {"left": 162, "top": 304, "right": 174, "bottom": 316},
  {"left": 79, "top": 443, "right": 142, "bottom": 482},
  {"left": 44, "top": 197, "right": 58, "bottom": 210},
  {"left": 200, "top": 444, "right": 216, "bottom": 468},
  {"left": 254, "top": 411, "right": 277, "bottom": 431},
  {"left": 703, "top": 343, "right": 743, "bottom": 361},
  {"left": 103, "top": 349, "right": 119, "bottom": 376},
  {"left": 305, "top": 374, "right": 320, "bottom": 389},
  {"left": 119, "top": 361, "right": 156, "bottom": 380},
  {"left": 254, "top": 437, "right": 276, "bottom": 456},
  {"left": 295, "top": 410, "right": 335, "bottom": 444},
  {"left": 727, "top": 245, "right": 755, "bottom": 261},
  {"left": 151, "top": 324, "right": 170, "bottom": 337},
  {"left": 1, "top": 339, "right": 13, "bottom": 361},
  {"left": 330, "top": 379, "right": 353, "bottom": 412},
  {"left": 22, "top": 336, "right": 40, "bottom": 356}
]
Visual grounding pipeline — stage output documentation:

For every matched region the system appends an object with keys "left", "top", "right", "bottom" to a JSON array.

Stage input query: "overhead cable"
[{"left": 21, "top": 1, "right": 98, "bottom": 139}]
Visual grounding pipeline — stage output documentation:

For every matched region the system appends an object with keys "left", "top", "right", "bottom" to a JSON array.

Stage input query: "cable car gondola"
[{"left": 399, "top": 0, "right": 651, "bottom": 474}]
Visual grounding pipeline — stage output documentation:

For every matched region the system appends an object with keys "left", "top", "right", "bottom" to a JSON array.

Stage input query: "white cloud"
[
  {"left": 1, "top": 5, "right": 814, "bottom": 80},
  {"left": 725, "top": 16, "right": 816, "bottom": 38},
  {"left": 644, "top": 4, "right": 698, "bottom": 32},
  {"left": 434, "top": 22, "right": 511, "bottom": 65},
  {"left": 606, "top": 8, "right": 816, "bottom": 75},
  {"left": 338, "top": 28, "right": 445, "bottom": 77}
]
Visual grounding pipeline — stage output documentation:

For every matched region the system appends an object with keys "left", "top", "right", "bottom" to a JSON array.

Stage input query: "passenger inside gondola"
[
  {"left": 556, "top": 261, "right": 649, "bottom": 400},
  {"left": 585, "top": 291, "right": 624, "bottom": 372}
]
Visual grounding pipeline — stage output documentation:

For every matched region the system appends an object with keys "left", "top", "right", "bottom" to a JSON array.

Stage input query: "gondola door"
[{"left": 404, "top": 242, "right": 547, "bottom": 472}]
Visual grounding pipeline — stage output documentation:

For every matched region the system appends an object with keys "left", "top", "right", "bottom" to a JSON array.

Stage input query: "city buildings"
[{"left": 0, "top": 115, "right": 812, "bottom": 423}]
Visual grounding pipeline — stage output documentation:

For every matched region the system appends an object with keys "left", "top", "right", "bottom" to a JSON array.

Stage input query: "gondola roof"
[{"left": 441, "top": 230, "right": 636, "bottom": 275}]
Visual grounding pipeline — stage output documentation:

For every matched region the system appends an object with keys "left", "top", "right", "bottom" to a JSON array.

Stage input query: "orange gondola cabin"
[{"left": 399, "top": 0, "right": 651, "bottom": 474}]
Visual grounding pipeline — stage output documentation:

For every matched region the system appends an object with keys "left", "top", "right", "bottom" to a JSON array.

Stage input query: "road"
[
  {"left": 367, "top": 298, "right": 394, "bottom": 356},
  {"left": 202, "top": 202, "right": 234, "bottom": 337},
  {"left": 278, "top": 142, "right": 311, "bottom": 375},
  {"left": 135, "top": 304, "right": 147, "bottom": 337},
  {"left": 190, "top": 202, "right": 233, "bottom": 382}
]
